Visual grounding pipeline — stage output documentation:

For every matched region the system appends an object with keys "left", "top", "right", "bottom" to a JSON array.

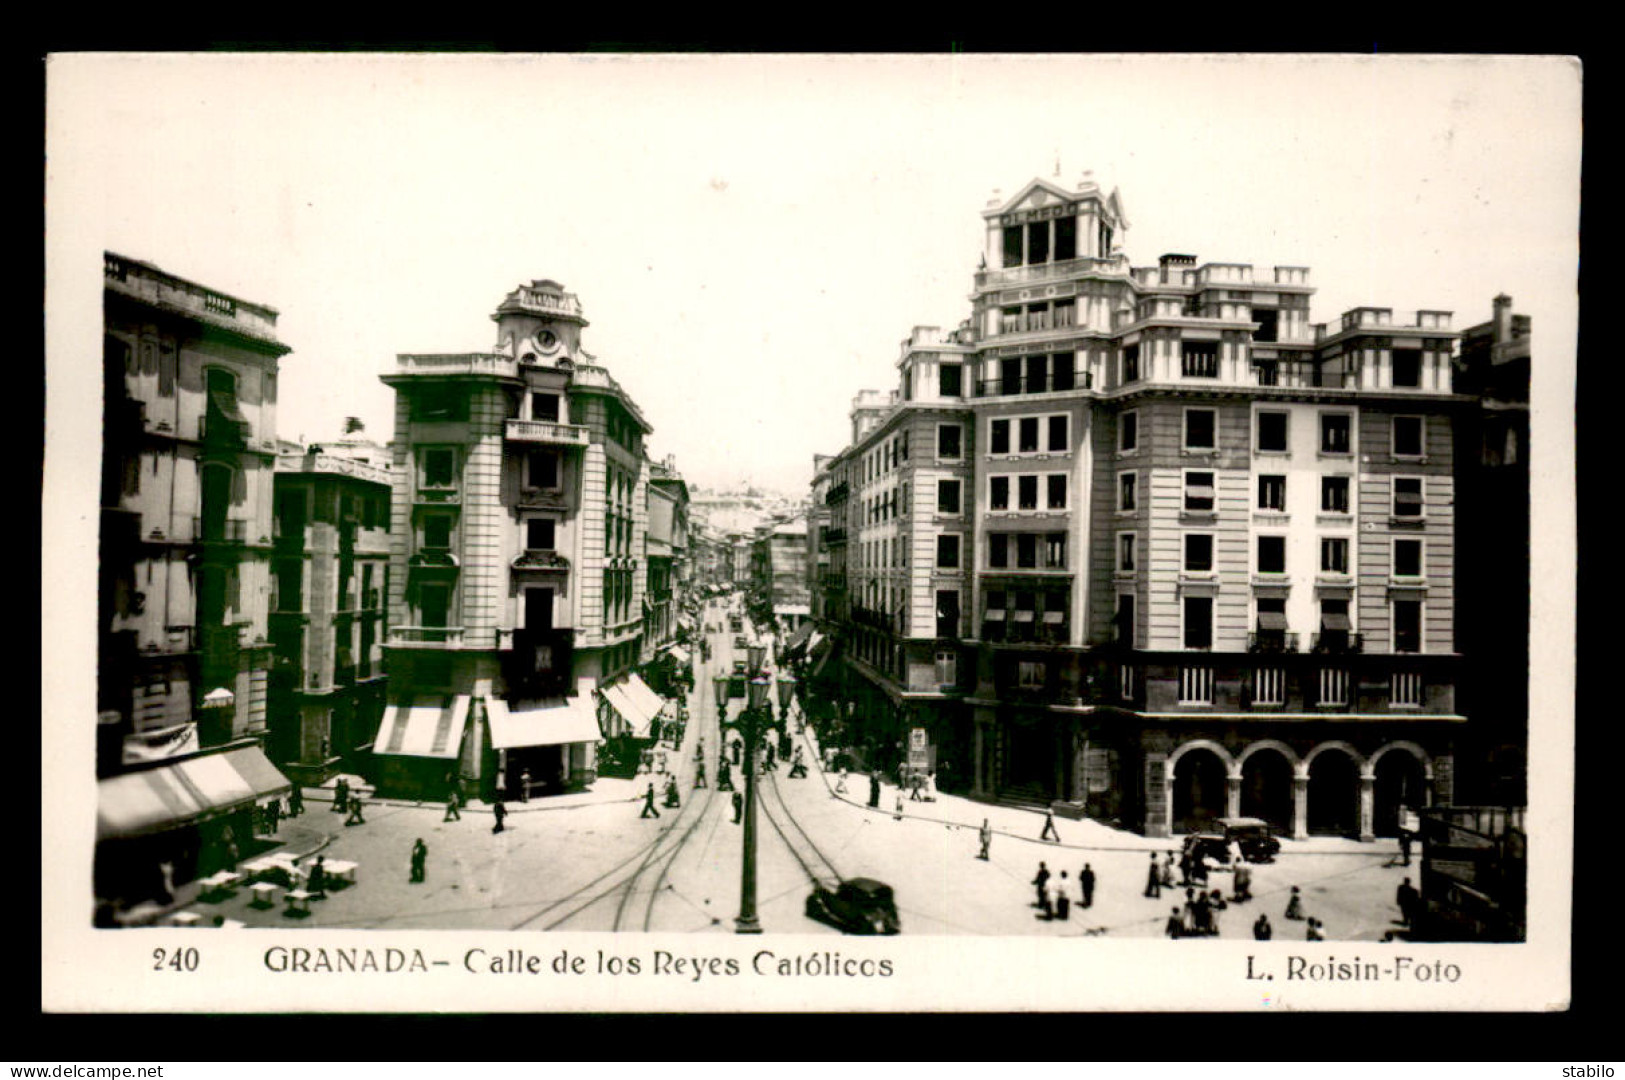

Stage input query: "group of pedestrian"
[
  {"left": 256, "top": 797, "right": 283, "bottom": 835},
  {"left": 1165, "top": 886, "right": 1228, "bottom": 938},
  {"left": 1031, "top": 860, "right": 1097, "bottom": 921}
]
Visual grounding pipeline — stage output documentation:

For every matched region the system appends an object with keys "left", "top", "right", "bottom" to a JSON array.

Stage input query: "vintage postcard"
[{"left": 42, "top": 52, "right": 1577, "bottom": 1014}]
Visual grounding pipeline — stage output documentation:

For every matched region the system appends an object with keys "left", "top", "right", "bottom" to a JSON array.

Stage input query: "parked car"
[
  {"left": 1182, "top": 816, "right": 1282, "bottom": 865},
  {"left": 806, "top": 877, "right": 901, "bottom": 935}
]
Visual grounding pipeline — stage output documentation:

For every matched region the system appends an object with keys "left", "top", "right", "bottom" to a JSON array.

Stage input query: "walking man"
[
  {"left": 443, "top": 793, "right": 462, "bottom": 822},
  {"left": 1253, "top": 913, "right": 1273, "bottom": 941},
  {"left": 664, "top": 776, "right": 681, "bottom": 809},
  {"left": 1145, "top": 853, "right": 1162, "bottom": 898},
  {"left": 519, "top": 768, "right": 532, "bottom": 803},
  {"left": 1165, "top": 907, "right": 1184, "bottom": 939},
  {"left": 978, "top": 819, "right": 992, "bottom": 861},
  {"left": 893, "top": 789, "right": 904, "bottom": 821},
  {"left": 868, "top": 772, "right": 881, "bottom": 809},
  {"left": 410, "top": 839, "right": 427, "bottom": 884},
  {"left": 332, "top": 777, "right": 349, "bottom": 814},
  {"left": 308, "top": 856, "right": 327, "bottom": 900},
  {"left": 287, "top": 785, "right": 304, "bottom": 817},
  {"left": 492, "top": 798, "right": 507, "bottom": 834},
  {"left": 1397, "top": 877, "right": 1420, "bottom": 928},
  {"left": 836, "top": 767, "right": 849, "bottom": 795},
  {"left": 1040, "top": 810, "right": 1060, "bottom": 843},
  {"left": 731, "top": 790, "right": 744, "bottom": 825},
  {"left": 641, "top": 782, "right": 661, "bottom": 819},
  {"left": 1079, "top": 863, "right": 1096, "bottom": 908},
  {"left": 1054, "top": 871, "right": 1071, "bottom": 922},
  {"left": 345, "top": 794, "right": 366, "bottom": 826},
  {"left": 717, "top": 761, "right": 734, "bottom": 792},
  {"left": 1032, "top": 861, "right": 1051, "bottom": 911},
  {"left": 694, "top": 761, "right": 708, "bottom": 789},
  {"left": 1399, "top": 828, "right": 1414, "bottom": 868},
  {"left": 1284, "top": 885, "right": 1305, "bottom": 920}
]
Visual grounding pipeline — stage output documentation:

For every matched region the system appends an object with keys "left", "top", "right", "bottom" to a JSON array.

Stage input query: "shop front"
[
  {"left": 371, "top": 694, "right": 472, "bottom": 800},
  {"left": 484, "top": 695, "right": 600, "bottom": 796}
]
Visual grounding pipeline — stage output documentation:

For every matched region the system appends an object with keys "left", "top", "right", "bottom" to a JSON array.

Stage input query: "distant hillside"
[{"left": 691, "top": 483, "right": 807, "bottom": 535}]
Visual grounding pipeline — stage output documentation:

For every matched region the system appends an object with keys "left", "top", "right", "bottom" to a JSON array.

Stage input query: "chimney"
[{"left": 1493, "top": 294, "right": 1513, "bottom": 343}]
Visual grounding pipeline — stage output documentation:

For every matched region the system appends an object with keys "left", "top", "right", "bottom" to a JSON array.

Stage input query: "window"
[
  {"left": 939, "top": 363, "right": 962, "bottom": 398},
  {"left": 1253, "top": 308, "right": 1280, "bottom": 344},
  {"left": 1119, "top": 472, "right": 1137, "bottom": 512},
  {"left": 934, "top": 649, "right": 957, "bottom": 687},
  {"left": 1045, "top": 533, "right": 1067, "bottom": 569},
  {"left": 1321, "top": 476, "right": 1350, "bottom": 514},
  {"left": 1257, "top": 411, "right": 1289, "bottom": 453},
  {"left": 990, "top": 476, "right": 1010, "bottom": 511},
  {"left": 988, "top": 533, "right": 1009, "bottom": 568},
  {"left": 411, "top": 385, "right": 466, "bottom": 422},
  {"left": 1119, "top": 411, "right": 1139, "bottom": 452},
  {"left": 1048, "top": 415, "right": 1069, "bottom": 452},
  {"left": 1018, "top": 475, "right": 1039, "bottom": 510},
  {"left": 1123, "top": 344, "right": 1140, "bottom": 384},
  {"left": 526, "top": 517, "right": 556, "bottom": 551},
  {"left": 1392, "top": 477, "right": 1424, "bottom": 519},
  {"left": 1393, "top": 416, "right": 1424, "bottom": 458},
  {"left": 937, "top": 479, "right": 961, "bottom": 515},
  {"left": 422, "top": 448, "right": 456, "bottom": 489},
  {"left": 1000, "top": 358, "right": 1021, "bottom": 395},
  {"left": 1019, "top": 417, "right": 1040, "bottom": 453},
  {"left": 1001, "top": 307, "right": 1023, "bottom": 335},
  {"left": 935, "top": 590, "right": 960, "bottom": 639},
  {"left": 1054, "top": 216, "right": 1077, "bottom": 261},
  {"left": 936, "top": 534, "right": 960, "bottom": 569},
  {"left": 1393, "top": 538, "right": 1423, "bottom": 578},
  {"left": 1392, "top": 672, "right": 1423, "bottom": 707},
  {"left": 990, "top": 419, "right": 1010, "bottom": 455},
  {"left": 423, "top": 514, "right": 454, "bottom": 551},
  {"left": 1179, "top": 666, "right": 1214, "bottom": 703},
  {"left": 1393, "top": 600, "right": 1422, "bottom": 653},
  {"left": 1184, "top": 471, "right": 1216, "bottom": 512},
  {"left": 1051, "top": 354, "right": 1075, "bottom": 391},
  {"left": 1047, "top": 474, "right": 1067, "bottom": 510},
  {"left": 937, "top": 424, "right": 962, "bottom": 460},
  {"left": 1257, "top": 535, "right": 1286, "bottom": 574},
  {"left": 1026, "top": 220, "right": 1049, "bottom": 264},
  {"left": 1114, "top": 593, "right": 1136, "bottom": 646},
  {"left": 1321, "top": 536, "right": 1349, "bottom": 574},
  {"left": 1002, "top": 226, "right": 1023, "bottom": 268},
  {"left": 1184, "top": 409, "right": 1216, "bottom": 451},
  {"left": 1181, "top": 341, "right": 1220, "bottom": 378},
  {"left": 1391, "top": 348, "right": 1422, "bottom": 388},
  {"left": 1025, "top": 354, "right": 1047, "bottom": 391},
  {"left": 1016, "top": 533, "right": 1038, "bottom": 569},
  {"left": 984, "top": 589, "right": 1007, "bottom": 631},
  {"left": 1258, "top": 474, "right": 1286, "bottom": 511},
  {"left": 1018, "top": 660, "right": 1046, "bottom": 689},
  {"left": 527, "top": 449, "right": 559, "bottom": 489},
  {"left": 1320, "top": 412, "right": 1352, "bottom": 454},
  {"left": 1118, "top": 533, "right": 1137, "bottom": 572},
  {"left": 418, "top": 582, "right": 451, "bottom": 628},
  {"left": 1184, "top": 533, "right": 1214, "bottom": 573},
  {"left": 531, "top": 393, "right": 561, "bottom": 422}
]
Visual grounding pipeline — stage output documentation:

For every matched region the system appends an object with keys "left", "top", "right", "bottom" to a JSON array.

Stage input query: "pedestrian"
[
  {"left": 1144, "top": 853, "right": 1162, "bottom": 898},
  {"left": 894, "top": 789, "right": 904, "bottom": 821},
  {"left": 1079, "top": 863, "right": 1096, "bottom": 908},
  {"left": 1032, "top": 861, "right": 1051, "bottom": 911},
  {"left": 1165, "top": 907, "right": 1185, "bottom": 939},
  {"left": 868, "top": 772, "right": 881, "bottom": 809},
  {"left": 718, "top": 761, "right": 734, "bottom": 792},
  {"left": 287, "top": 785, "right": 304, "bottom": 816},
  {"left": 694, "top": 761, "right": 708, "bottom": 789},
  {"left": 519, "top": 768, "right": 531, "bottom": 803},
  {"left": 1306, "top": 917, "right": 1324, "bottom": 942},
  {"left": 1232, "top": 862, "right": 1252, "bottom": 902},
  {"left": 790, "top": 747, "right": 807, "bottom": 779},
  {"left": 1210, "top": 887, "right": 1228, "bottom": 913},
  {"left": 1040, "top": 810, "right": 1060, "bottom": 843},
  {"left": 664, "top": 776, "right": 681, "bottom": 808},
  {"left": 1253, "top": 913, "right": 1272, "bottom": 941},
  {"left": 1053, "top": 871, "right": 1071, "bottom": 922},
  {"left": 1397, "top": 877, "right": 1420, "bottom": 928},
  {"left": 308, "top": 855, "right": 327, "bottom": 900},
  {"left": 641, "top": 782, "right": 661, "bottom": 819},
  {"left": 332, "top": 777, "right": 349, "bottom": 814},
  {"left": 1179, "top": 850, "right": 1194, "bottom": 887},
  {"left": 267, "top": 797, "right": 283, "bottom": 831},
  {"left": 1284, "top": 885, "right": 1304, "bottom": 920},
  {"left": 922, "top": 770, "right": 937, "bottom": 802},
  {"left": 221, "top": 825, "right": 240, "bottom": 871},
  {"left": 1399, "top": 829, "right": 1414, "bottom": 867},
  {"left": 1183, "top": 888, "right": 1200, "bottom": 936},
  {"left": 492, "top": 798, "right": 507, "bottom": 834},
  {"left": 1162, "top": 852, "right": 1177, "bottom": 889},
  {"left": 909, "top": 774, "right": 923, "bottom": 802},
  {"left": 836, "top": 767, "right": 849, "bottom": 795},
  {"left": 718, "top": 749, "right": 730, "bottom": 775},
  {"left": 1227, "top": 839, "right": 1244, "bottom": 868},
  {"left": 345, "top": 794, "right": 366, "bottom": 826},
  {"left": 731, "top": 790, "right": 744, "bottom": 824},
  {"left": 732, "top": 740, "right": 741, "bottom": 766},
  {"left": 410, "top": 839, "right": 427, "bottom": 883},
  {"left": 978, "top": 819, "right": 992, "bottom": 861},
  {"left": 443, "top": 792, "right": 462, "bottom": 822}
]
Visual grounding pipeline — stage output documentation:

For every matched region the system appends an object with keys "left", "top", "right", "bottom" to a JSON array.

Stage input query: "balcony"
[
  {"left": 1248, "top": 631, "right": 1300, "bottom": 654},
  {"left": 517, "top": 487, "right": 567, "bottom": 510},
  {"left": 194, "top": 517, "right": 250, "bottom": 545},
  {"left": 975, "top": 370, "right": 1092, "bottom": 397},
  {"left": 505, "top": 418, "right": 590, "bottom": 448},
  {"left": 975, "top": 254, "right": 1129, "bottom": 290},
  {"left": 200, "top": 413, "right": 250, "bottom": 447},
  {"left": 1310, "top": 632, "right": 1364, "bottom": 654},
  {"left": 511, "top": 548, "right": 571, "bottom": 573},
  {"left": 393, "top": 353, "right": 518, "bottom": 379},
  {"left": 414, "top": 487, "right": 461, "bottom": 506},
  {"left": 389, "top": 626, "right": 466, "bottom": 648}
]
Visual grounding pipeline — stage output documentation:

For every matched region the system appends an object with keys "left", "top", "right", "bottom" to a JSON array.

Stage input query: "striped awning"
[
  {"left": 486, "top": 696, "right": 602, "bottom": 749},
  {"left": 374, "top": 695, "right": 471, "bottom": 759},
  {"left": 97, "top": 746, "right": 292, "bottom": 841},
  {"left": 600, "top": 683, "right": 658, "bottom": 739}
]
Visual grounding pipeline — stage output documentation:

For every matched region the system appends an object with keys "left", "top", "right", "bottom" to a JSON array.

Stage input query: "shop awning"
[
  {"left": 623, "top": 673, "right": 669, "bottom": 723},
  {"left": 374, "top": 695, "right": 471, "bottom": 759},
  {"left": 1257, "top": 610, "right": 1290, "bottom": 631},
  {"left": 809, "top": 639, "right": 840, "bottom": 680},
  {"left": 97, "top": 745, "right": 292, "bottom": 841},
  {"left": 600, "top": 683, "right": 658, "bottom": 739},
  {"left": 1321, "top": 612, "right": 1352, "bottom": 631},
  {"left": 784, "top": 622, "right": 815, "bottom": 653},
  {"left": 486, "top": 696, "right": 601, "bottom": 750},
  {"left": 667, "top": 645, "right": 691, "bottom": 665},
  {"left": 1013, "top": 609, "right": 1035, "bottom": 623}
]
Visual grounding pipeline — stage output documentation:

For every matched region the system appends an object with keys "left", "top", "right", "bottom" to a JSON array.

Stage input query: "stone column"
[
  {"left": 1226, "top": 769, "right": 1242, "bottom": 820},
  {"left": 1291, "top": 768, "right": 1309, "bottom": 841},
  {"left": 1358, "top": 771, "right": 1376, "bottom": 843},
  {"left": 971, "top": 714, "right": 989, "bottom": 799},
  {"left": 1145, "top": 753, "right": 1170, "bottom": 838}
]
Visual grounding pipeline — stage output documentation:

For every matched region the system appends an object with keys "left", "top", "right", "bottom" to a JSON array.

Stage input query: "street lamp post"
[{"left": 713, "top": 643, "right": 797, "bottom": 934}]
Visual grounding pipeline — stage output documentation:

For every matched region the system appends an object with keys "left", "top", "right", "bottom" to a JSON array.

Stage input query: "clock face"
[{"left": 534, "top": 328, "right": 560, "bottom": 354}]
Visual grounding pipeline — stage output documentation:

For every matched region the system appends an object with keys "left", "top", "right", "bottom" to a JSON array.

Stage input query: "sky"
[{"left": 48, "top": 53, "right": 1580, "bottom": 497}]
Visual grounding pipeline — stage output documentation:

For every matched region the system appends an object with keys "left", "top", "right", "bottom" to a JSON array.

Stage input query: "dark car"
[
  {"left": 1182, "top": 817, "right": 1281, "bottom": 865},
  {"left": 805, "top": 877, "right": 901, "bottom": 935}
]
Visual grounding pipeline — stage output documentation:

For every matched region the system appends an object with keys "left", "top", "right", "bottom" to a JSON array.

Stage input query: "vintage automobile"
[
  {"left": 805, "top": 877, "right": 901, "bottom": 935},
  {"left": 1182, "top": 816, "right": 1282, "bottom": 864}
]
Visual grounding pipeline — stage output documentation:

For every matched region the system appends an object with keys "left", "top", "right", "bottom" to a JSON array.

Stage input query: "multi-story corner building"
[
  {"left": 268, "top": 436, "right": 393, "bottom": 785},
  {"left": 1452, "top": 295, "right": 1530, "bottom": 805},
  {"left": 815, "top": 176, "right": 1470, "bottom": 840},
  {"left": 96, "top": 252, "right": 294, "bottom": 910},
  {"left": 376, "top": 279, "right": 656, "bottom": 801}
]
